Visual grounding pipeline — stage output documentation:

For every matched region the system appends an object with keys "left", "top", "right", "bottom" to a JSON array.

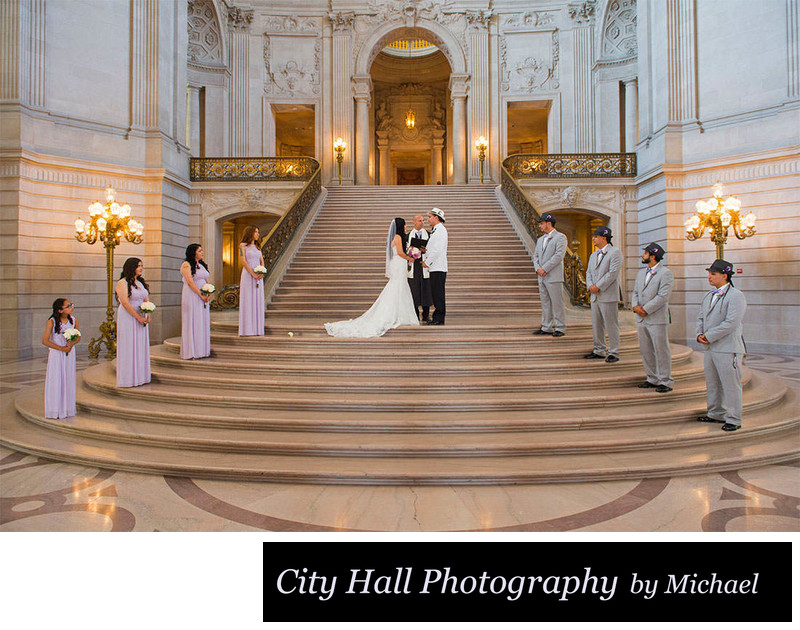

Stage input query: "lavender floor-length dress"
[
  {"left": 116, "top": 280, "right": 151, "bottom": 387},
  {"left": 238, "top": 244, "right": 265, "bottom": 336},
  {"left": 44, "top": 319, "right": 77, "bottom": 419},
  {"left": 181, "top": 264, "right": 211, "bottom": 359}
]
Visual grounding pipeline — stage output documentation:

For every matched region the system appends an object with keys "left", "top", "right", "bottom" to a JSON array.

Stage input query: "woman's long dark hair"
[
  {"left": 241, "top": 225, "right": 260, "bottom": 246},
  {"left": 119, "top": 257, "right": 149, "bottom": 298},
  {"left": 185, "top": 243, "right": 209, "bottom": 276},
  {"left": 48, "top": 298, "right": 73, "bottom": 335},
  {"left": 393, "top": 217, "right": 406, "bottom": 240}
]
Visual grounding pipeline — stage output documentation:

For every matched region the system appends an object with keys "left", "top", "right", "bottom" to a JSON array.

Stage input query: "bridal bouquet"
[
  {"left": 408, "top": 246, "right": 422, "bottom": 260},
  {"left": 201, "top": 283, "right": 216, "bottom": 309},
  {"left": 253, "top": 265, "right": 267, "bottom": 288},
  {"left": 140, "top": 301, "right": 156, "bottom": 314},
  {"left": 63, "top": 328, "right": 80, "bottom": 355}
]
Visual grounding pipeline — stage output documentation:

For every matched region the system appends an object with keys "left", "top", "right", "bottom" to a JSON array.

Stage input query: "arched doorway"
[{"left": 353, "top": 22, "right": 469, "bottom": 185}]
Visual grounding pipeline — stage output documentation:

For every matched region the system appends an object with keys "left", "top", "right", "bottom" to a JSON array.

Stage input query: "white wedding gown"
[{"left": 324, "top": 253, "right": 420, "bottom": 337}]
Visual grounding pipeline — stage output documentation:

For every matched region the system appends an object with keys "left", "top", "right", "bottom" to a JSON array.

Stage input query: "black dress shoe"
[
  {"left": 584, "top": 352, "right": 605, "bottom": 359},
  {"left": 637, "top": 381, "right": 657, "bottom": 389},
  {"left": 533, "top": 328, "right": 552, "bottom": 336},
  {"left": 697, "top": 416, "right": 725, "bottom": 423},
  {"left": 422, "top": 319, "right": 433, "bottom": 324},
  {"left": 655, "top": 385, "right": 673, "bottom": 393},
  {"left": 551, "top": 331, "right": 565, "bottom": 337},
  {"left": 430, "top": 321, "right": 444, "bottom": 326},
  {"left": 605, "top": 355, "right": 620, "bottom": 363},
  {"left": 721, "top": 423, "right": 741, "bottom": 431}
]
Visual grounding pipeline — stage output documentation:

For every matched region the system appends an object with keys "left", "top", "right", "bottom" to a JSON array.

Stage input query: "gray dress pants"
[
  {"left": 704, "top": 351, "right": 744, "bottom": 426},
  {"left": 592, "top": 301, "right": 620, "bottom": 358}
]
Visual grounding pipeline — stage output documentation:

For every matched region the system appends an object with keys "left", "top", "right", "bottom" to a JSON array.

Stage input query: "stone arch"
[
  {"left": 354, "top": 20, "right": 467, "bottom": 75},
  {"left": 597, "top": 0, "right": 638, "bottom": 62},
  {"left": 188, "top": 0, "right": 227, "bottom": 68}
]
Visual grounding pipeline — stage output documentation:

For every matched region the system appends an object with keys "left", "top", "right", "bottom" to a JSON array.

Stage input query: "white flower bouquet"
[
  {"left": 140, "top": 301, "right": 156, "bottom": 314},
  {"left": 408, "top": 246, "right": 422, "bottom": 260},
  {"left": 253, "top": 265, "right": 267, "bottom": 276},
  {"left": 201, "top": 283, "right": 216, "bottom": 308},
  {"left": 63, "top": 329, "right": 81, "bottom": 342}
]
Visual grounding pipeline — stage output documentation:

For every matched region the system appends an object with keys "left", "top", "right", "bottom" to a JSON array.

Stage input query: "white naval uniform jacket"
[{"left": 425, "top": 224, "right": 448, "bottom": 273}]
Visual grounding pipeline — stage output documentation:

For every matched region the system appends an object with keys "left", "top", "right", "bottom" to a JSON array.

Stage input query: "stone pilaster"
[
  {"left": 352, "top": 74, "right": 372, "bottom": 185},
  {"left": 788, "top": 0, "right": 800, "bottom": 100},
  {"left": 377, "top": 130, "right": 390, "bottom": 185},
  {"left": 570, "top": 2, "right": 596, "bottom": 151},
  {"left": 131, "top": 0, "right": 159, "bottom": 130},
  {"left": 431, "top": 130, "right": 445, "bottom": 185},
  {"left": 666, "top": 0, "right": 697, "bottom": 123},
  {"left": 466, "top": 11, "right": 491, "bottom": 183},
  {"left": 449, "top": 73, "right": 469, "bottom": 185},
  {"left": 0, "top": 0, "right": 45, "bottom": 107},
  {"left": 330, "top": 12, "right": 355, "bottom": 184},
  {"left": 624, "top": 78, "right": 638, "bottom": 152},
  {"left": 226, "top": 5, "right": 252, "bottom": 156}
]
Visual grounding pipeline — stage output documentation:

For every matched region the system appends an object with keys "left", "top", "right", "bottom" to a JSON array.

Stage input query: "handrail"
[
  {"left": 504, "top": 152, "right": 636, "bottom": 178},
  {"left": 500, "top": 158, "right": 590, "bottom": 306},
  {"left": 198, "top": 157, "right": 323, "bottom": 310}
]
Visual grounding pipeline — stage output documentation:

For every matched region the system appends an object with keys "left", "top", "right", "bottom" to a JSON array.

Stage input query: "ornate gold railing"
[
  {"left": 190, "top": 156, "right": 319, "bottom": 182},
  {"left": 504, "top": 153, "right": 636, "bottom": 178},
  {"left": 195, "top": 157, "right": 322, "bottom": 310},
  {"left": 500, "top": 159, "right": 590, "bottom": 306}
]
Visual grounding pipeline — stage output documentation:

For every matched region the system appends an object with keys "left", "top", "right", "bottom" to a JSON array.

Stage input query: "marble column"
[
  {"left": 377, "top": 131, "right": 390, "bottom": 185},
  {"left": 1, "top": 0, "right": 46, "bottom": 106},
  {"left": 623, "top": 78, "right": 638, "bottom": 152},
  {"left": 666, "top": 0, "right": 697, "bottom": 122},
  {"left": 352, "top": 74, "right": 372, "bottom": 185},
  {"left": 431, "top": 130, "right": 445, "bottom": 185},
  {"left": 788, "top": 0, "right": 799, "bottom": 100},
  {"left": 188, "top": 85, "right": 201, "bottom": 156},
  {"left": 226, "top": 6, "right": 253, "bottom": 156},
  {"left": 466, "top": 11, "right": 490, "bottom": 183},
  {"left": 131, "top": 0, "right": 159, "bottom": 130},
  {"left": 449, "top": 73, "right": 469, "bottom": 185},
  {"left": 330, "top": 12, "right": 355, "bottom": 184},
  {"left": 571, "top": 19, "right": 594, "bottom": 151}
]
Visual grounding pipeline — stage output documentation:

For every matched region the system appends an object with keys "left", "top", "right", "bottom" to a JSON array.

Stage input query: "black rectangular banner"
[{"left": 263, "top": 542, "right": 791, "bottom": 622}]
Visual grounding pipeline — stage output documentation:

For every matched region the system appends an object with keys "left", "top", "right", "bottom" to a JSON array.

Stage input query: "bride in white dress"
[{"left": 325, "top": 217, "right": 420, "bottom": 337}]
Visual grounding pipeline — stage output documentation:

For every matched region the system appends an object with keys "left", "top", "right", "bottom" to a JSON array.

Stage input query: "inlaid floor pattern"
[{"left": 2, "top": 186, "right": 799, "bottom": 483}]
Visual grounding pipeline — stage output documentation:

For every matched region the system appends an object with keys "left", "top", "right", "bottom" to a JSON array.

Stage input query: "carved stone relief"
[
  {"left": 227, "top": 6, "right": 253, "bottom": 30},
  {"left": 601, "top": 0, "right": 637, "bottom": 60},
  {"left": 374, "top": 83, "right": 446, "bottom": 146},
  {"left": 525, "top": 186, "right": 618, "bottom": 209},
  {"left": 263, "top": 34, "right": 321, "bottom": 96},
  {"left": 502, "top": 11, "right": 557, "bottom": 28},
  {"left": 201, "top": 188, "right": 296, "bottom": 216},
  {"left": 188, "top": 0, "right": 223, "bottom": 66},
  {"left": 500, "top": 30, "right": 560, "bottom": 92},
  {"left": 568, "top": 1, "right": 597, "bottom": 24}
]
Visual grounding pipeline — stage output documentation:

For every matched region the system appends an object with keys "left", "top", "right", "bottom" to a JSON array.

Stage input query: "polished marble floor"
[{"left": 1, "top": 352, "right": 799, "bottom": 532}]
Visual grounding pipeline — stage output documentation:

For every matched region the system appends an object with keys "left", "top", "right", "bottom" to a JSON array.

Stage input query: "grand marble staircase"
[{"left": 3, "top": 185, "right": 798, "bottom": 483}]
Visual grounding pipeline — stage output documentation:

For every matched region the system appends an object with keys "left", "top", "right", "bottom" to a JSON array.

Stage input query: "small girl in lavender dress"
[{"left": 42, "top": 298, "right": 79, "bottom": 419}]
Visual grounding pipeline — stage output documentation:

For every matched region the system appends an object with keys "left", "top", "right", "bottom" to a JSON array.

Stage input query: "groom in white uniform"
[{"left": 423, "top": 207, "right": 448, "bottom": 325}]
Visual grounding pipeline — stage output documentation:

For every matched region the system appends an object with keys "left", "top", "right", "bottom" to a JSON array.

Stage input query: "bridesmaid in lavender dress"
[
  {"left": 238, "top": 225, "right": 265, "bottom": 336},
  {"left": 180, "top": 243, "right": 212, "bottom": 359},
  {"left": 42, "top": 298, "right": 79, "bottom": 419},
  {"left": 115, "top": 257, "right": 151, "bottom": 387}
]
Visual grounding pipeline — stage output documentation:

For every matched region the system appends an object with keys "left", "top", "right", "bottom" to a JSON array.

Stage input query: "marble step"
[
  {"left": 11, "top": 381, "right": 797, "bottom": 460},
  {"left": 79, "top": 361, "right": 752, "bottom": 412},
  {"left": 4, "top": 393, "right": 798, "bottom": 484}
]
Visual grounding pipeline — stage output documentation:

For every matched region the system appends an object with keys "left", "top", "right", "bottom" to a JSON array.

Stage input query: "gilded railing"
[
  {"left": 500, "top": 160, "right": 590, "bottom": 306},
  {"left": 200, "top": 157, "right": 323, "bottom": 310},
  {"left": 504, "top": 152, "right": 636, "bottom": 178},
  {"left": 190, "top": 156, "right": 319, "bottom": 182}
]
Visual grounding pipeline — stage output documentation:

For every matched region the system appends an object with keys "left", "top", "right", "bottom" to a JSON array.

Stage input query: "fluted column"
[
  {"left": 226, "top": 6, "right": 252, "bottom": 156},
  {"left": 787, "top": 0, "right": 799, "bottom": 100},
  {"left": 431, "top": 130, "right": 445, "bottom": 185},
  {"left": 330, "top": 12, "right": 355, "bottom": 184},
  {"left": 466, "top": 11, "right": 491, "bottom": 183},
  {"left": 352, "top": 74, "right": 372, "bottom": 185},
  {"left": 666, "top": 0, "right": 697, "bottom": 123},
  {"left": 570, "top": 3, "right": 595, "bottom": 151},
  {"left": 377, "top": 131, "right": 390, "bottom": 185},
  {"left": 624, "top": 78, "right": 638, "bottom": 151},
  {"left": 188, "top": 84, "right": 201, "bottom": 156},
  {"left": 449, "top": 73, "right": 469, "bottom": 185},
  {"left": 1, "top": 0, "right": 46, "bottom": 107},
  {"left": 131, "top": 0, "right": 159, "bottom": 130}
]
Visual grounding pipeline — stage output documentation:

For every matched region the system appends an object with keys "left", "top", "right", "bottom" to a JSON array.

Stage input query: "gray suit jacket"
[
  {"left": 585, "top": 245, "right": 623, "bottom": 303},
  {"left": 631, "top": 264, "right": 674, "bottom": 325},
  {"left": 695, "top": 286, "right": 747, "bottom": 353},
  {"left": 533, "top": 229, "right": 567, "bottom": 284}
]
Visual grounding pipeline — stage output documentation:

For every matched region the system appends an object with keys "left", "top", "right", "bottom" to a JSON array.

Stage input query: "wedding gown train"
[{"left": 324, "top": 254, "right": 420, "bottom": 338}]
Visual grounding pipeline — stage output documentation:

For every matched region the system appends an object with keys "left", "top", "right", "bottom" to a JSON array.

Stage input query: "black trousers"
[{"left": 430, "top": 271, "right": 447, "bottom": 324}]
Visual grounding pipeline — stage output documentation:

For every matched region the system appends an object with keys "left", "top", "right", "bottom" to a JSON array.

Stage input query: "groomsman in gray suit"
[
  {"left": 696, "top": 259, "right": 747, "bottom": 432},
  {"left": 532, "top": 213, "right": 568, "bottom": 337},
  {"left": 631, "top": 242, "right": 674, "bottom": 392},
  {"left": 584, "top": 226, "right": 623, "bottom": 363}
]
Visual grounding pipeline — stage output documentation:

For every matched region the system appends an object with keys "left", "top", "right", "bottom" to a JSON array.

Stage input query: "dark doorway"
[{"left": 397, "top": 168, "right": 425, "bottom": 185}]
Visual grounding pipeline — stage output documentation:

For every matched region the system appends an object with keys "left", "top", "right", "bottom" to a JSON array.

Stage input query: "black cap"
[
  {"left": 706, "top": 259, "right": 735, "bottom": 274},
  {"left": 539, "top": 213, "right": 557, "bottom": 225},
  {"left": 643, "top": 242, "right": 665, "bottom": 258},
  {"left": 593, "top": 226, "right": 612, "bottom": 238}
]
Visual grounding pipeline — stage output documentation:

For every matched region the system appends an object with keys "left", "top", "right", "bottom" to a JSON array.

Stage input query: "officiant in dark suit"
[{"left": 406, "top": 214, "right": 433, "bottom": 323}]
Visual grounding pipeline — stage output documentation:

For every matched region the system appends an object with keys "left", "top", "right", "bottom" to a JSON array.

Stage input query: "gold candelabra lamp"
[
  {"left": 74, "top": 186, "right": 144, "bottom": 359},
  {"left": 333, "top": 137, "right": 347, "bottom": 185},
  {"left": 684, "top": 181, "right": 756, "bottom": 259},
  {"left": 475, "top": 136, "right": 488, "bottom": 184}
]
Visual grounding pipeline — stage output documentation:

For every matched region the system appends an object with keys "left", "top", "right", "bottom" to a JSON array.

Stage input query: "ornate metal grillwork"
[
  {"left": 504, "top": 153, "right": 636, "bottom": 178},
  {"left": 208, "top": 158, "right": 322, "bottom": 310},
  {"left": 190, "top": 156, "right": 319, "bottom": 182},
  {"left": 500, "top": 165, "right": 590, "bottom": 307}
]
